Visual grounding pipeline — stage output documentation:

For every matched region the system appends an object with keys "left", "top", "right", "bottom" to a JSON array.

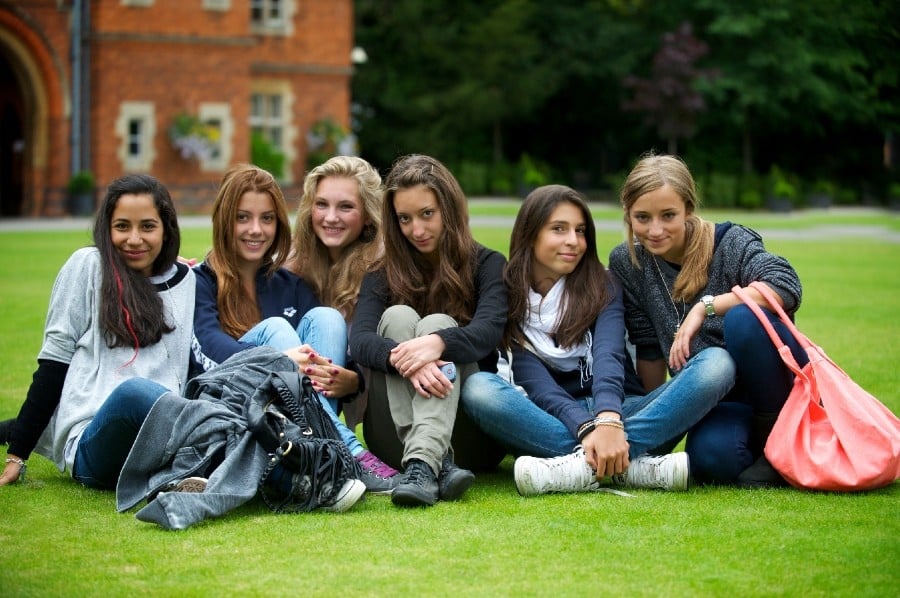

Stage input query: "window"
[
  {"left": 116, "top": 102, "right": 156, "bottom": 172},
  {"left": 203, "top": 0, "right": 230, "bottom": 10},
  {"left": 251, "top": 0, "right": 294, "bottom": 34},
  {"left": 249, "top": 82, "right": 296, "bottom": 182},
  {"left": 198, "top": 103, "right": 233, "bottom": 172}
]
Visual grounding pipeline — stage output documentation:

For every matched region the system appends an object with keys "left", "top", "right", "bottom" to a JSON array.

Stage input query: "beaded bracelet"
[
  {"left": 593, "top": 416, "right": 624, "bottom": 429},
  {"left": 576, "top": 420, "right": 595, "bottom": 442},
  {"left": 5, "top": 457, "right": 26, "bottom": 482}
]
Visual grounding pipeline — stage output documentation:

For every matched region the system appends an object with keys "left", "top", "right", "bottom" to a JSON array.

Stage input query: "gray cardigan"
[{"left": 608, "top": 223, "right": 802, "bottom": 368}]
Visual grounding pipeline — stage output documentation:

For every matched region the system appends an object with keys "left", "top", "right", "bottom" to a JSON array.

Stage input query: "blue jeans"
[
  {"left": 686, "top": 304, "right": 809, "bottom": 483},
  {"left": 73, "top": 378, "right": 169, "bottom": 490},
  {"left": 239, "top": 307, "right": 363, "bottom": 455},
  {"left": 461, "top": 347, "right": 735, "bottom": 460}
]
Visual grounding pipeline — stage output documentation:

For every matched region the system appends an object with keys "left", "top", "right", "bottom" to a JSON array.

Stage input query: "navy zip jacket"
[{"left": 191, "top": 262, "right": 320, "bottom": 372}]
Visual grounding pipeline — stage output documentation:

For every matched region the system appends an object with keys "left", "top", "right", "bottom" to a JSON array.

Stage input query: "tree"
[{"left": 622, "top": 21, "right": 717, "bottom": 155}]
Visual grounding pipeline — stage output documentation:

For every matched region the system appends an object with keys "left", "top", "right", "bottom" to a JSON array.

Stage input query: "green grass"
[{"left": 1, "top": 210, "right": 898, "bottom": 597}]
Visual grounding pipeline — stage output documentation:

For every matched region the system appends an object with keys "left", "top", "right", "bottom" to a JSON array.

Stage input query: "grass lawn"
[{"left": 0, "top": 207, "right": 898, "bottom": 597}]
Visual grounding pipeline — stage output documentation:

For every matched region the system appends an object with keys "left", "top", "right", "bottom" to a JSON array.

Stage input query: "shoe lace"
[
  {"left": 403, "top": 461, "right": 432, "bottom": 486},
  {"left": 357, "top": 450, "right": 398, "bottom": 478}
]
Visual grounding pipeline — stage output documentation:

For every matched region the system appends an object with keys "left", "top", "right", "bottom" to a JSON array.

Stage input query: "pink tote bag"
[{"left": 732, "top": 282, "right": 900, "bottom": 491}]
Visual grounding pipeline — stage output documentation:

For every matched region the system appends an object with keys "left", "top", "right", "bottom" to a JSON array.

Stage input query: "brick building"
[{"left": 0, "top": 0, "right": 355, "bottom": 217}]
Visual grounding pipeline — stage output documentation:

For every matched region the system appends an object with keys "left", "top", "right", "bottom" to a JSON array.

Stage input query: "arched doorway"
[{"left": 0, "top": 52, "right": 25, "bottom": 216}]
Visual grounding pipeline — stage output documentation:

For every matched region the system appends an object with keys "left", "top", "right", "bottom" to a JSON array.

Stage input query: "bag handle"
[{"left": 730, "top": 283, "right": 806, "bottom": 377}]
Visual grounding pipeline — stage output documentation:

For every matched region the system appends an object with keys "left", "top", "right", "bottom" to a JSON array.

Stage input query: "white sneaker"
[
  {"left": 614, "top": 453, "right": 690, "bottom": 491},
  {"left": 320, "top": 479, "right": 366, "bottom": 513},
  {"left": 514, "top": 448, "right": 598, "bottom": 496}
]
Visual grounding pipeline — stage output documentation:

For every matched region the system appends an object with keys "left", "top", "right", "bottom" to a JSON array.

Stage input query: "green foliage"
[
  {"left": 250, "top": 131, "right": 285, "bottom": 179},
  {"left": 66, "top": 170, "right": 95, "bottom": 194},
  {"left": 353, "top": 1, "right": 894, "bottom": 199},
  {"left": 306, "top": 117, "right": 353, "bottom": 170},
  {"left": 454, "top": 160, "right": 490, "bottom": 196},
  {"left": 697, "top": 171, "right": 738, "bottom": 208},
  {"left": 768, "top": 165, "right": 799, "bottom": 200},
  {"left": 517, "top": 153, "right": 551, "bottom": 191}
]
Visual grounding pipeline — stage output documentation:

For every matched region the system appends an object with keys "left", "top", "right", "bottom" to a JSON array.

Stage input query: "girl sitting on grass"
[
  {"left": 0, "top": 174, "right": 194, "bottom": 489},
  {"left": 286, "top": 155, "right": 397, "bottom": 483},
  {"left": 608, "top": 153, "right": 805, "bottom": 486},
  {"left": 350, "top": 154, "right": 506, "bottom": 507},
  {"left": 463, "top": 185, "right": 719, "bottom": 495},
  {"left": 191, "top": 163, "right": 392, "bottom": 495}
]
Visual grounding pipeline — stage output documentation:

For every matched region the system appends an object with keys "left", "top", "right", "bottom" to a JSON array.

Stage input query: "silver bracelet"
[{"left": 5, "top": 457, "right": 26, "bottom": 482}]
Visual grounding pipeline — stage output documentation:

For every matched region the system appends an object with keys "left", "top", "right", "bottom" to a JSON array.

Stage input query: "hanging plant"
[
  {"left": 306, "top": 117, "right": 356, "bottom": 169},
  {"left": 169, "top": 112, "right": 219, "bottom": 161}
]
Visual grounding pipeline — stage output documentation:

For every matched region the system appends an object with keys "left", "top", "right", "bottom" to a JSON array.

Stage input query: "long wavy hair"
[
  {"left": 380, "top": 154, "right": 476, "bottom": 324},
  {"left": 205, "top": 164, "right": 292, "bottom": 338},
  {"left": 93, "top": 174, "right": 180, "bottom": 350},
  {"left": 504, "top": 185, "right": 610, "bottom": 349},
  {"left": 288, "top": 156, "right": 383, "bottom": 321},
  {"left": 620, "top": 153, "right": 714, "bottom": 301}
]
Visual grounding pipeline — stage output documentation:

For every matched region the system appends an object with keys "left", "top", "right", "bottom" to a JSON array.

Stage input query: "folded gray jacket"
[{"left": 116, "top": 347, "right": 297, "bottom": 530}]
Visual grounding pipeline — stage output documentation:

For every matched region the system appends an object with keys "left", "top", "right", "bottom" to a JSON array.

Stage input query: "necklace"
[{"left": 651, "top": 256, "right": 686, "bottom": 339}]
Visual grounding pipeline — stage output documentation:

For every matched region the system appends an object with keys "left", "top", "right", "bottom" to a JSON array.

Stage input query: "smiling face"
[
  {"left": 628, "top": 184, "right": 689, "bottom": 264},
  {"left": 530, "top": 201, "right": 587, "bottom": 295},
  {"left": 311, "top": 176, "right": 367, "bottom": 261},
  {"left": 393, "top": 184, "right": 443, "bottom": 259},
  {"left": 233, "top": 190, "right": 277, "bottom": 271},
  {"left": 110, "top": 193, "right": 164, "bottom": 277}
]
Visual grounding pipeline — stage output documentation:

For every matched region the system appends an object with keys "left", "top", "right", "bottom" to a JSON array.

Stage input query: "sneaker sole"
[
  {"left": 173, "top": 477, "right": 208, "bottom": 493},
  {"left": 391, "top": 487, "right": 438, "bottom": 507},
  {"left": 321, "top": 479, "right": 366, "bottom": 513}
]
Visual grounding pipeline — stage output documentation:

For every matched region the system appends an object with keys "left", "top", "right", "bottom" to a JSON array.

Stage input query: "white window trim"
[
  {"left": 115, "top": 102, "right": 156, "bottom": 172},
  {"left": 121, "top": 0, "right": 154, "bottom": 7},
  {"left": 203, "top": 0, "right": 230, "bottom": 11},
  {"left": 250, "top": 0, "right": 295, "bottom": 36},
  {"left": 250, "top": 81, "right": 296, "bottom": 183},
  {"left": 198, "top": 103, "right": 233, "bottom": 173}
]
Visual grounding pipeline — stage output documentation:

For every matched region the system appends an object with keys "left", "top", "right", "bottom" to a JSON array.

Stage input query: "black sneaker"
[
  {"left": 358, "top": 468, "right": 399, "bottom": 495},
  {"left": 438, "top": 452, "right": 474, "bottom": 501},
  {"left": 391, "top": 459, "right": 439, "bottom": 507}
]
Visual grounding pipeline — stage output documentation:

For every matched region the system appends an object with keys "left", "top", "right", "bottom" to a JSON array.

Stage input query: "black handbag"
[{"left": 247, "top": 370, "right": 359, "bottom": 512}]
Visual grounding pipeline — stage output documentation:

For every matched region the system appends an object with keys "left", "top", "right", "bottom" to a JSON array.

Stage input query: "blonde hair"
[
  {"left": 620, "top": 154, "right": 714, "bottom": 301},
  {"left": 207, "top": 164, "right": 292, "bottom": 338},
  {"left": 288, "top": 156, "right": 383, "bottom": 320}
]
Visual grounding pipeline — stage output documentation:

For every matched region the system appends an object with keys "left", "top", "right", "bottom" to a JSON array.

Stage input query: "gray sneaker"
[
  {"left": 438, "top": 453, "right": 475, "bottom": 501},
  {"left": 391, "top": 459, "right": 439, "bottom": 507}
]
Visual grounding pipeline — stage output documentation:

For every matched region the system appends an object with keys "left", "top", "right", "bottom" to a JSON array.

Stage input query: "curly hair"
[
  {"left": 93, "top": 174, "right": 179, "bottom": 349},
  {"left": 504, "top": 185, "right": 610, "bottom": 349},
  {"left": 380, "top": 154, "right": 476, "bottom": 324},
  {"left": 288, "top": 156, "right": 382, "bottom": 320},
  {"left": 620, "top": 153, "right": 714, "bottom": 302},
  {"left": 206, "top": 164, "right": 292, "bottom": 338}
]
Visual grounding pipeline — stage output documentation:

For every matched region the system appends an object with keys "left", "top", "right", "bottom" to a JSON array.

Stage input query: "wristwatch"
[{"left": 701, "top": 295, "right": 716, "bottom": 317}]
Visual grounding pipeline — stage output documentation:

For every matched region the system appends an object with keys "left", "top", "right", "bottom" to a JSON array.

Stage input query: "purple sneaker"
[{"left": 356, "top": 450, "right": 399, "bottom": 495}]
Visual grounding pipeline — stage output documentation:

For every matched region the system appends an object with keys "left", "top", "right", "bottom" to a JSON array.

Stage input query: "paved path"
[{"left": 2, "top": 205, "right": 899, "bottom": 243}]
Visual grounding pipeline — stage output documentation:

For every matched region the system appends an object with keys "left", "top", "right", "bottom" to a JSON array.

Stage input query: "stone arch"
[{"left": 0, "top": 10, "right": 68, "bottom": 216}]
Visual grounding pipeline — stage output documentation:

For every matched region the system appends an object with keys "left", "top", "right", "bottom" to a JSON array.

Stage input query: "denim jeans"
[
  {"left": 462, "top": 346, "right": 735, "bottom": 460},
  {"left": 239, "top": 307, "right": 363, "bottom": 455},
  {"left": 686, "top": 304, "right": 809, "bottom": 483},
  {"left": 73, "top": 378, "right": 169, "bottom": 490}
]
